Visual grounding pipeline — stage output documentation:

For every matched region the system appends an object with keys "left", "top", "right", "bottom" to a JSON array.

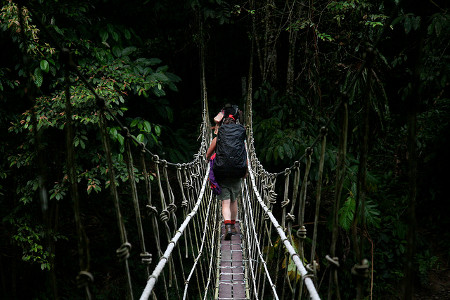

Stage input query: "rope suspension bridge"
[
  {"left": 12, "top": 3, "right": 391, "bottom": 299},
  {"left": 92, "top": 86, "right": 330, "bottom": 300},
  {"left": 65, "top": 72, "right": 353, "bottom": 300}
]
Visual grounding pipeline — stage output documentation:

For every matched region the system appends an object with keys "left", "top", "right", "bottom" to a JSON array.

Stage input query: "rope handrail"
[
  {"left": 246, "top": 145, "right": 321, "bottom": 300},
  {"left": 241, "top": 179, "right": 278, "bottom": 299},
  {"left": 139, "top": 163, "right": 210, "bottom": 300},
  {"left": 182, "top": 190, "right": 214, "bottom": 298}
]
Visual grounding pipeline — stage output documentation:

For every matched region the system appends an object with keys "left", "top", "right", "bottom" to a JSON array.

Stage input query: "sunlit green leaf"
[{"left": 40, "top": 60, "right": 49, "bottom": 73}]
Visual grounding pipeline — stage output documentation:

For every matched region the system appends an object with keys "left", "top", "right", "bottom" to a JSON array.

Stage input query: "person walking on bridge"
[{"left": 206, "top": 104, "right": 247, "bottom": 240}]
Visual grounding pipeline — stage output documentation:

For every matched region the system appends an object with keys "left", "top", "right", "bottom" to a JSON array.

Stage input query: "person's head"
[{"left": 222, "top": 103, "right": 239, "bottom": 124}]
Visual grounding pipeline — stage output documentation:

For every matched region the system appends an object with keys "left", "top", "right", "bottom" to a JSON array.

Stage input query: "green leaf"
[
  {"left": 123, "top": 29, "right": 131, "bottom": 39},
  {"left": 110, "top": 127, "right": 118, "bottom": 138},
  {"left": 434, "top": 19, "right": 442, "bottom": 36},
  {"left": 148, "top": 58, "right": 162, "bottom": 65},
  {"left": 136, "top": 134, "right": 145, "bottom": 143},
  {"left": 338, "top": 197, "right": 355, "bottom": 231},
  {"left": 40, "top": 60, "right": 49, "bottom": 73},
  {"left": 130, "top": 119, "right": 139, "bottom": 128},
  {"left": 111, "top": 31, "right": 119, "bottom": 42},
  {"left": 283, "top": 143, "right": 292, "bottom": 159},
  {"left": 154, "top": 125, "right": 161, "bottom": 136},
  {"left": 153, "top": 86, "right": 166, "bottom": 97},
  {"left": 278, "top": 145, "right": 285, "bottom": 160},
  {"left": 143, "top": 121, "right": 151, "bottom": 133},
  {"left": 100, "top": 29, "right": 109, "bottom": 42},
  {"left": 122, "top": 46, "right": 136, "bottom": 56},
  {"left": 153, "top": 72, "right": 169, "bottom": 82},
  {"left": 166, "top": 107, "right": 173, "bottom": 123},
  {"left": 404, "top": 16, "right": 412, "bottom": 34},
  {"left": 112, "top": 46, "right": 122, "bottom": 57},
  {"left": 33, "top": 68, "right": 43, "bottom": 87},
  {"left": 117, "top": 134, "right": 124, "bottom": 146}
]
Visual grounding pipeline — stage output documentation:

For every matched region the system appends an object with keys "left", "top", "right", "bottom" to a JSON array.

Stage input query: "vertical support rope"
[
  {"left": 63, "top": 51, "right": 93, "bottom": 299},
  {"left": 287, "top": 162, "right": 301, "bottom": 241},
  {"left": 297, "top": 148, "right": 312, "bottom": 297},
  {"left": 140, "top": 150, "right": 169, "bottom": 300},
  {"left": 124, "top": 135, "right": 152, "bottom": 273},
  {"left": 310, "top": 127, "right": 328, "bottom": 280},
  {"left": 98, "top": 110, "right": 134, "bottom": 300},
  {"left": 281, "top": 169, "right": 291, "bottom": 230},
  {"left": 298, "top": 148, "right": 313, "bottom": 230},
  {"left": 328, "top": 100, "right": 348, "bottom": 300}
]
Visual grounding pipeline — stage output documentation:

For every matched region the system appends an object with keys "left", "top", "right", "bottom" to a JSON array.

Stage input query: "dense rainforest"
[{"left": 0, "top": 0, "right": 449, "bottom": 299}]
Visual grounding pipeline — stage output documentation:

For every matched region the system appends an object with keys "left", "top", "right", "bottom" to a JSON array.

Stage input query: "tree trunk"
[
  {"left": 263, "top": 0, "right": 277, "bottom": 85},
  {"left": 352, "top": 69, "right": 371, "bottom": 300},
  {"left": 328, "top": 100, "right": 347, "bottom": 300},
  {"left": 403, "top": 22, "right": 424, "bottom": 300},
  {"left": 286, "top": 1, "right": 301, "bottom": 95}
]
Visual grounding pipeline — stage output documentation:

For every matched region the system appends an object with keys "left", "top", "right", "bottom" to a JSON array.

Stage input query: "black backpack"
[{"left": 213, "top": 123, "right": 247, "bottom": 180}]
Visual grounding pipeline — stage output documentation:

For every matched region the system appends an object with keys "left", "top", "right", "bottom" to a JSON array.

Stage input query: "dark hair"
[
  {"left": 222, "top": 117, "right": 236, "bottom": 125},
  {"left": 222, "top": 104, "right": 239, "bottom": 123}
]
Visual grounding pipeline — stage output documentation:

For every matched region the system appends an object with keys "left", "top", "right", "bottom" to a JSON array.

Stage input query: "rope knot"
[
  {"left": 160, "top": 209, "right": 170, "bottom": 222},
  {"left": 181, "top": 199, "right": 188, "bottom": 207},
  {"left": 320, "top": 126, "right": 328, "bottom": 135},
  {"left": 167, "top": 203, "right": 177, "bottom": 213},
  {"left": 351, "top": 259, "right": 369, "bottom": 278},
  {"left": 140, "top": 252, "right": 152, "bottom": 265},
  {"left": 296, "top": 225, "right": 307, "bottom": 239},
  {"left": 268, "top": 190, "right": 277, "bottom": 204},
  {"left": 76, "top": 271, "right": 94, "bottom": 289},
  {"left": 122, "top": 127, "right": 130, "bottom": 137},
  {"left": 152, "top": 155, "right": 159, "bottom": 162},
  {"left": 116, "top": 242, "right": 132, "bottom": 261},
  {"left": 146, "top": 205, "right": 158, "bottom": 216},
  {"left": 306, "top": 260, "right": 320, "bottom": 272},
  {"left": 139, "top": 141, "right": 146, "bottom": 152},
  {"left": 305, "top": 147, "right": 313, "bottom": 156},
  {"left": 325, "top": 255, "right": 340, "bottom": 268},
  {"left": 286, "top": 213, "right": 295, "bottom": 223},
  {"left": 281, "top": 197, "right": 290, "bottom": 208}
]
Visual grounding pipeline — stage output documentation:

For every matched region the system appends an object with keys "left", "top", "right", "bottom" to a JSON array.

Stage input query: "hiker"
[{"left": 206, "top": 104, "right": 247, "bottom": 240}]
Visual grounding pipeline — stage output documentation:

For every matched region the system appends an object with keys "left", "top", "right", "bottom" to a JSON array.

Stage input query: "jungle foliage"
[{"left": 0, "top": 0, "right": 449, "bottom": 299}]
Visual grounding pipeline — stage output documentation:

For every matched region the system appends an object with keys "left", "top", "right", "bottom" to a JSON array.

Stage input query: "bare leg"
[
  {"left": 230, "top": 199, "right": 238, "bottom": 221},
  {"left": 222, "top": 199, "right": 231, "bottom": 221}
]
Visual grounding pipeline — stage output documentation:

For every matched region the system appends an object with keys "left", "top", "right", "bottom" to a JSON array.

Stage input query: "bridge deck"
[{"left": 217, "top": 221, "right": 248, "bottom": 299}]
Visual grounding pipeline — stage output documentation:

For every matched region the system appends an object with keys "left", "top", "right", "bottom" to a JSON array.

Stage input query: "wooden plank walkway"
[{"left": 217, "top": 221, "right": 248, "bottom": 299}]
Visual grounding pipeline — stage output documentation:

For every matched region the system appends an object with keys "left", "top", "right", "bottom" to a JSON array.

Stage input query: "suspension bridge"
[
  {"left": 94, "top": 92, "right": 331, "bottom": 300},
  {"left": 64, "top": 69, "right": 357, "bottom": 299},
  {"left": 13, "top": 3, "right": 375, "bottom": 299},
  {"left": 39, "top": 42, "right": 361, "bottom": 300}
]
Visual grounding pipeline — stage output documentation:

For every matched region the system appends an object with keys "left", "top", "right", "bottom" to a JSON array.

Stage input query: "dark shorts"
[{"left": 217, "top": 178, "right": 242, "bottom": 202}]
